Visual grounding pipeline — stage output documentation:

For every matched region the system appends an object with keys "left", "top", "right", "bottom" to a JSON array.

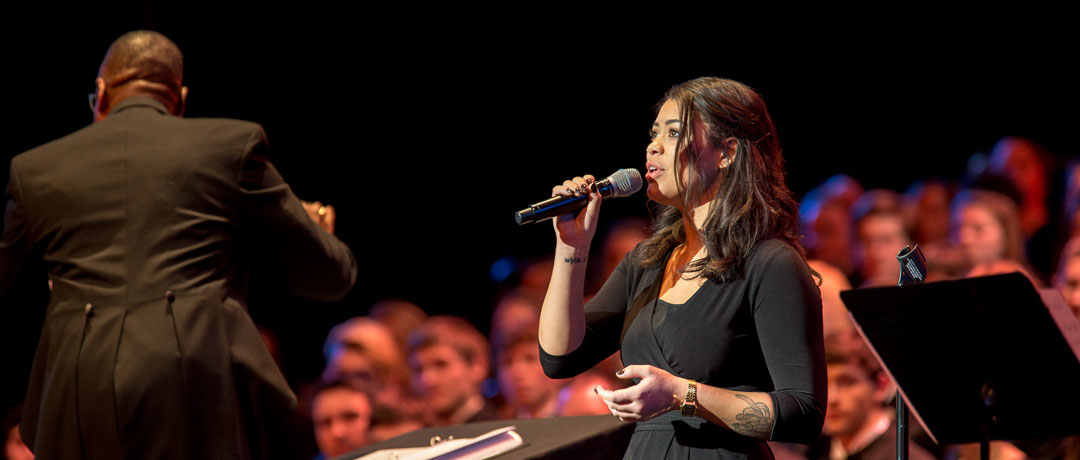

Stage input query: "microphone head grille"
[{"left": 608, "top": 168, "right": 643, "bottom": 198}]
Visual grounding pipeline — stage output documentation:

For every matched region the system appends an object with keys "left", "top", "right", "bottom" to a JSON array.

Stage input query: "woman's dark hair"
[{"left": 636, "top": 77, "right": 807, "bottom": 281}]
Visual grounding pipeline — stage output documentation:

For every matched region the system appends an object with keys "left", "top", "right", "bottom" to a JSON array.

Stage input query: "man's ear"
[
  {"left": 872, "top": 371, "right": 896, "bottom": 405},
  {"left": 93, "top": 77, "right": 107, "bottom": 122},
  {"left": 176, "top": 86, "right": 188, "bottom": 117},
  {"left": 469, "top": 358, "right": 489, "bottom": 385}
]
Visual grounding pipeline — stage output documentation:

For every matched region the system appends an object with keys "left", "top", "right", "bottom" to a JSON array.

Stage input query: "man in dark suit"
[{"left": 0, "top": 30, "right": 357, "bottom": 459}]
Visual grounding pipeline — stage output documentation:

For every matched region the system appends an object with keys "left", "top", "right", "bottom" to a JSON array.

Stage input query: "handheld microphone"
[{"left": 515, "top": 169, "right": 642, "bottom": 225}]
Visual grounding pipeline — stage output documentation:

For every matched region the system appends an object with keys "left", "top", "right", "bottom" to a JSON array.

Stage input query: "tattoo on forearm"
[
  {"left": 563, "top": 256, "right": 586, "bottom": 264},
  {"left": 731, "top": 394, "right": 773, "bottom": 438}
]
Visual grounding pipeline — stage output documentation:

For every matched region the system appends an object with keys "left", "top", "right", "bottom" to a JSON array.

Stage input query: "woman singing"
[{"left": 538, "top": 77, "right": 826, "bottom": 459}]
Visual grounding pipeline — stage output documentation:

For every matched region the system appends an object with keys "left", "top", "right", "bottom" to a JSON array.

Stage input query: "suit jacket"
[{"left": 0, "top": 97, "right": 358, "bottom": 460}]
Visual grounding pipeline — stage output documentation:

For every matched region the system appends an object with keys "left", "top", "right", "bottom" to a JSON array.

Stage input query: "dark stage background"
[{"left": 2, "top": 10, "right": 1077, "bottom": 413}]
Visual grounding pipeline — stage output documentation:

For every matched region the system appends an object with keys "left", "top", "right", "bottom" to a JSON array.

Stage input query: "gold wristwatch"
[{"left": 680, "top": 380, "right": 697, "bottom": 417}]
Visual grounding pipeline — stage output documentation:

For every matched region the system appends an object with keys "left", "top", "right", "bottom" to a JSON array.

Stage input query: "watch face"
[
  {"left": 680, "top": 381, "right": 697, "bottom": 416},
  {"left": 681, "top": 403, "right": 696, "bottom": 417}
]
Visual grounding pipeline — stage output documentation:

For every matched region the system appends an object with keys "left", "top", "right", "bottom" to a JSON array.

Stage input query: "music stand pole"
[{"left": 893, "top": 245, "right": 925, "bottom": 460}]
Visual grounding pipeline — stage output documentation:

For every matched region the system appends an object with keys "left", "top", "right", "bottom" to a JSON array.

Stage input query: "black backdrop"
[{"left": 2, "top": 8, "right": 1077, "bottom": 413}]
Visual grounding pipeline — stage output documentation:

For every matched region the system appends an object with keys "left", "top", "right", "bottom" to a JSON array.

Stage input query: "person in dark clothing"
[
  {"left": 0, "top": 30, "right": 357, "bottom": 459},
  {"left": 538, "top": 77, "right": 826, "bottom": 459}
]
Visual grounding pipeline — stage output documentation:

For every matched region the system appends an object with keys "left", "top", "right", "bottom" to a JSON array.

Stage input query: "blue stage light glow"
[{"left": 489, "top": 256, "right": 516, "bottom": 283}]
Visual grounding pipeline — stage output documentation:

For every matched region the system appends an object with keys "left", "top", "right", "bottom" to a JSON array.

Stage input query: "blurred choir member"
[
  {"left": 323, "top": 317, "right": 421, "bottom": 442},
  {"left": 903, "top": 181, "right": 953, "bottom": 249},
  {"left": 851, "top": 190, "right": 911, "bottom": 287},
  {"left": 806, "top": 260, "right": 856, "bottom": 346},
  {"left": 985, "top": 137, "right": 1057, "bottom": 279},
  {"left": 903, "top": 180, "right": 968, "bottom": 281},
  {"left": 492, "top": 290, "right": 544, "bottom": 338},
  {"left": 311, "top": 379, "right": 372, "bottom": 460},
  {"left": 493, "top": 318, "right": 565, "bottom": 419},
  {"left": 491, "top": 289, "right": 623, "bottom": 418},
  {"left": 367, "top": 299, "right": 428, "bottom": 356},
  {"left": 808, "top": 338, "right": 936, "bottom": 460},
  {"left": 800, "top": 175, "right": 864, "bottom": 282},
  {"left": 987, "top": 138, "right": 1051, "bottom": 240},
  {"left": 951, "top": 190, "right": 1030, "bottom": 276},
  {"left": 407, "top": 316, "right": 499, "bottom": 426},
  {"left": 1055, "top": 237, "right": 1080, "bottom": 319}
]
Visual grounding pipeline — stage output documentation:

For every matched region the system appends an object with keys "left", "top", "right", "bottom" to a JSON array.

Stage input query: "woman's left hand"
[{"left": 595, "top": 365, "right": 684, "bottom": 422}]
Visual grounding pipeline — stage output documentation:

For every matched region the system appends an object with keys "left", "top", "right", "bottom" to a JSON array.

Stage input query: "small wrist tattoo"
[{"left": 563, "top": 256, "right": 587, "bottom": 264}]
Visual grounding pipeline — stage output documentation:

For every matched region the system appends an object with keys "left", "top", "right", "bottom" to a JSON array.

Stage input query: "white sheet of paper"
[{"left": 352, "top": 426, "right": 522, "bottom": 460}]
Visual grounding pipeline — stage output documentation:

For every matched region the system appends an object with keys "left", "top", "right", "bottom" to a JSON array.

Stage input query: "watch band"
[{"left": 680, "top": 380, "right": 697, "bottom": 417}]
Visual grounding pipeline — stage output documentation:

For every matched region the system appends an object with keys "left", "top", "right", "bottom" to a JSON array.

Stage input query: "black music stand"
[{"left": 840, "top": 272, "right": 1080, "bottom": 460}]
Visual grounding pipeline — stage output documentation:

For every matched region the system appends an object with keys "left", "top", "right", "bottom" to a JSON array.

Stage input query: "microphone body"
[{"left": 515, "top": 169, "right": 642, "bottom": 225}]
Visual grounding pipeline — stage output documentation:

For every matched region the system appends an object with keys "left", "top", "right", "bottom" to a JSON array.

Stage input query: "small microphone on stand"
[
  {"left": 514, "top": 169, "right": 643, "bottom": 225},
  {"left": 896, "top": 245, "right": 927, "bottom": 287}
]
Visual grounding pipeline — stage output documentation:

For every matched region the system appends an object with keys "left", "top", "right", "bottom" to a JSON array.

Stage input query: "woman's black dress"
[{"left": 541, "top": 239, "right": 826, "bottom": 459}]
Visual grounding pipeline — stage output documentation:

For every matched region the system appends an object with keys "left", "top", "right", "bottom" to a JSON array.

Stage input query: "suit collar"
[{"left": 109, "top": 96, "right": 171, "bottom": 116}]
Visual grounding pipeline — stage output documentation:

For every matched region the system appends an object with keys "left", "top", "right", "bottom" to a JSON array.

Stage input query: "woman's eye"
[
  {"left": 649, "top": 130, "right": 659, "bottom": 140},
  {"left": 668, "top": 129, "right": 680, "bottom": 138}
]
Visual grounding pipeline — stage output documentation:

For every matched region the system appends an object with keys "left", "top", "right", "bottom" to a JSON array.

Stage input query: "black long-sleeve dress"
[{"left": 540, "top": 239, "right": 826, "bottom": 459}]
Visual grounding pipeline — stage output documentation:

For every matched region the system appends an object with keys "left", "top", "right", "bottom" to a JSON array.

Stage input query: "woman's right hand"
[{"left": 551, "top": 175, "right": 602, "bottom": 250}]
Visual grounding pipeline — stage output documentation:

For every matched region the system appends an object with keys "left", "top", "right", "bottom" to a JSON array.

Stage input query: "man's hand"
[{"left": 301, "top": 200, "right": 336, "bottom": 234}]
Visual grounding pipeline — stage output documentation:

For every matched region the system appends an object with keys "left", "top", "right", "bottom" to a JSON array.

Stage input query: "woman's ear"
[{"left": 719, "top": 136, "right": 738, "bottom": 169}]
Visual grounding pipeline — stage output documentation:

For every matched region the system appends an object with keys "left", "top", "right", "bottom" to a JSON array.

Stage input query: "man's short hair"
[
  {"left": 407, "top": 316, "right": 489, "bottom": 369},
  {"left": 852, "top": 189, "right": 909, "bottom": 235},
  {"left": 312, "top": 377, "right": 372, "bottom": 404},
  {"left": 100, "top": 30, "right": 184, "bottom": 96},
  {"left": 322, "top": 317, "right": 410, "bottom": 394},
  {"left": 825, "top": 335, "right": 883, "bottom": 380}
]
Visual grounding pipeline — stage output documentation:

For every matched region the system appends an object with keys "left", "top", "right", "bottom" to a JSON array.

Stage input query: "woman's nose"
[{"left": 646, "top": 139, "right": 662, "bottom": 156}]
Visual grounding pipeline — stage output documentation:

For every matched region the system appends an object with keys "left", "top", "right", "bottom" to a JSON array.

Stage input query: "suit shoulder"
[
  {"left": 181, "top": 117, "right": 264, "bottom": 134},
  {"left": 170, "top": 117, "right": 270, "bottom": 162},
  {"left": 11, "top": 124, "right": 99, "bottom": 170},
  {"left": 175, "top": 117, "right": 267, "bottom": 145},
  {"left": 15, "top": 117, "right": 264, "bottom": 158}
]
